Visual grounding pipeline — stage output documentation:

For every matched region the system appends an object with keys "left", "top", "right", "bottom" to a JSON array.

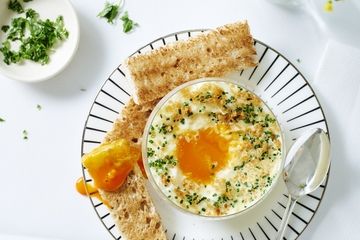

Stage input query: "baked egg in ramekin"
[{"left": 142, "top": 78, "right": 285, "bottom": 219}]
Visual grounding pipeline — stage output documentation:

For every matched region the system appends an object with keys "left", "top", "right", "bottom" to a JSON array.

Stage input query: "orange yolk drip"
[
  {"left": 75, "top": 177, "right": 109, "bottom": 206},
  {"left": 76, "top": 177, "right": 97, "bottom": 195},
  {"left": 82, "top": 139, "right": 140, "bottom": 192},
  {"left": 137, "top": 156, "right": 147, "bottom": 178},
  {"left": 176, "top": 128, "right": 229, "bottom": 184}
]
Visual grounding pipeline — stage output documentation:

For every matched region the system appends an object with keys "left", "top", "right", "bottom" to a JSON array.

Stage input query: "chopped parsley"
[
  {"left": 149, "top": 155, "right": 177, "bottom": 170},
  {"left": 120, "top": 11, "right": 138, "bottom": 33},
  {"left": 8, "top": 0, "right": 24, "bottom": 13},
  {"left": 0, "top": 117, "right": 5, "bottom": 122},
  {"left": 36, "top": 104, "right": 42, "bottom": 111},
  {"left": 98, "top": 2, "right": 138, "bottom": 33},
  {"left": 1, "top": 25, "right": 10, "bottom": 33},
  {"left": 264, "top": 130, "right": 272, "bottom": 135},
  {"left": 0, "top": 8, "right": 69, "bottom": 65},
  {"left": 265, "top": 114, "right": 276, "bottom": 123},
  {"left": 225, "top": 181, "right": 232, "bottom": 192},
  {"left": 185, "top": 192, "right": 198, "bottom": 205},
  {"left": 159, "top": 123, "right": 172, "bottom": 134},
  {"left": 147, "top": 147, "right": 155, "bottom": 157},
  {"left": 98, "top": 1, "right": 120, "bottom": 24},
  {"left": 214, "top": 194, "right": 229, "bottom": 208},
  {"left": 196, "top": 196, "right": 207, "bottom": 204},
  {"left": 205, "top": 92, "right": 212, "bottom": 99},
  {"left": 225, "top": 96, "right": 235, "bottom": 105},
  {"left": 22, "top": 129, "right": 28, "bottom": 140},
  {"left": 234, "top": 162, "right": 245, "bottom": 171}
]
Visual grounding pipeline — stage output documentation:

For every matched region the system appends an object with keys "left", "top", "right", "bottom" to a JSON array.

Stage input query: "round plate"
[
  {"left": 81, "top": 30, "right": 330, "bottom": 240},
  {"left": 0, "top": 0, "right": 79, "bottom": 82}
]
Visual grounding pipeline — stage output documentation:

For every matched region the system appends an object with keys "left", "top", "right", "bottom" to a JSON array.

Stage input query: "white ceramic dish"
[{"left": 0, "top": 0, "right": 79, "bottom": 82}]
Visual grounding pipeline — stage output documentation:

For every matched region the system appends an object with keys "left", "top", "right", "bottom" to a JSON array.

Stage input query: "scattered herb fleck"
[
  {"left": 234, "top": 162, "right": 245, "bottom": 171},
  {"left": 36, "top": 104, "right": 42, "bottom": 111},
  {"left": 296, "top": 58, "right": 301, "bottom": 63},
  {"left": 22, "top": 129, "right": 28, "bottom": 140},
  {"left": 185, "top": 192, "right": 198, "bottom": 205},
  {"left": 120, "top": 11, "right": 138, "bottom": 33},
  {"left": 147, "top": 147, "right": 155, "bottom": 157},
  {"left": 196, "top": 196, "right": 207, "bottom": 204},
  {"left": 98, "top": 1, "right": 120, "bottom": 24},
  {"left": 214, "top": 194, "right": 229, "bottom": 208},
  {"left": 149, "top": 155, "right": 177, "bottom": 170},
  {"left": 0, "top": 117, "right": 5, "bottom": 122},
  {"left": 159, "top": 123, "right": 171, "bottom": 134},
  {"left": 225, "top": 181, "right": 231, "bottom": 192}
]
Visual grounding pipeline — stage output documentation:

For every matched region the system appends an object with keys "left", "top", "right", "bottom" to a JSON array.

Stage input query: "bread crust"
[{"left": 125, "top": 21, "right": 257, "bottom": 104}]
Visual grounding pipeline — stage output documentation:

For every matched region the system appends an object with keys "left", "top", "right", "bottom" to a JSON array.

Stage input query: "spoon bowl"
[{"left": 275, "top": 128, "right": 330, "bottom": 240}]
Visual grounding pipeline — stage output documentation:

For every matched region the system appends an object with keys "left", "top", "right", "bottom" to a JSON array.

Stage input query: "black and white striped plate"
[{"left": 81, "top": 30, "right": 329, "bottom": 240}]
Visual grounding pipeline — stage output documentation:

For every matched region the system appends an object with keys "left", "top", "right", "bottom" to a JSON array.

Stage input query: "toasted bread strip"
[
  {"left": 100, "top": 98, "right": 166, "bottom": 240},
  {"left": 99, "top": 165, "right": 166, "bottom": 240},
  {"left": 124, "top": 21, "right": 257, "bottom": 104},
  {"left": 105, "top": 98, "right": 159, "bottom": 144}
]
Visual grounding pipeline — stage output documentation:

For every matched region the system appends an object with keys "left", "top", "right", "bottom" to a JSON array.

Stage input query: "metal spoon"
[{"left": 275, "top": 128, "right": 331, "bottom": 240}]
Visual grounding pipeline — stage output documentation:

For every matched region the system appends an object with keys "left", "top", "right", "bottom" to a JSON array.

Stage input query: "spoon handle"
[{"left": 275, "top": 195, "right": 297, "bottom": 240}]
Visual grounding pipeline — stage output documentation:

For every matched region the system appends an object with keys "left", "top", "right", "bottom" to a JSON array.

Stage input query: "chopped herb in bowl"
[
  {"left": 1, "top": 25, "right": 10, "bottom": 33},
  {"left": 0, "top": 7, "right": 69, "bottom": 65},
  {"left": 8, "top": 0, "right": 25, "bottom": 14}
]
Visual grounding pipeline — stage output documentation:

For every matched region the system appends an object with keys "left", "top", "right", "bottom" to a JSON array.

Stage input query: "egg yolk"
[
  {"left": 82, "top": 139, "right": 140, "bottom": 192},
  {"left": 76, "top": 177, "right": 97, "bottom": 195},
  {"left": 176, "top": 128, "right": 229, "bottom": 184},
  {"left": 75, "top": 177, "right": 109, "bottom": 206}
]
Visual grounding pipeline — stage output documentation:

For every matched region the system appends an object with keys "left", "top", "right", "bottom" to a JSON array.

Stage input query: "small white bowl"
[{"left": 0, "top": 0, "right": 80, "bottom": 82}]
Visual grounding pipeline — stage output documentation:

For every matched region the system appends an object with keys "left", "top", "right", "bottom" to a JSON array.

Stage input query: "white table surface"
[{"left": 0, "top": 0, "right": 359, "bottom": 239}]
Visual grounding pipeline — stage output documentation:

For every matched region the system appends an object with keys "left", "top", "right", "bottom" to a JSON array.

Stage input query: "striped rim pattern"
[{"left": 81, "top": 30, "right": 329, "bottom": 240}]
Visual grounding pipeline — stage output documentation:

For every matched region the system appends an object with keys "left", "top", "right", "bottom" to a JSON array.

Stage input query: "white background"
[{"left": 0, "top": 0, "right": 360, "bottom": 239}]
